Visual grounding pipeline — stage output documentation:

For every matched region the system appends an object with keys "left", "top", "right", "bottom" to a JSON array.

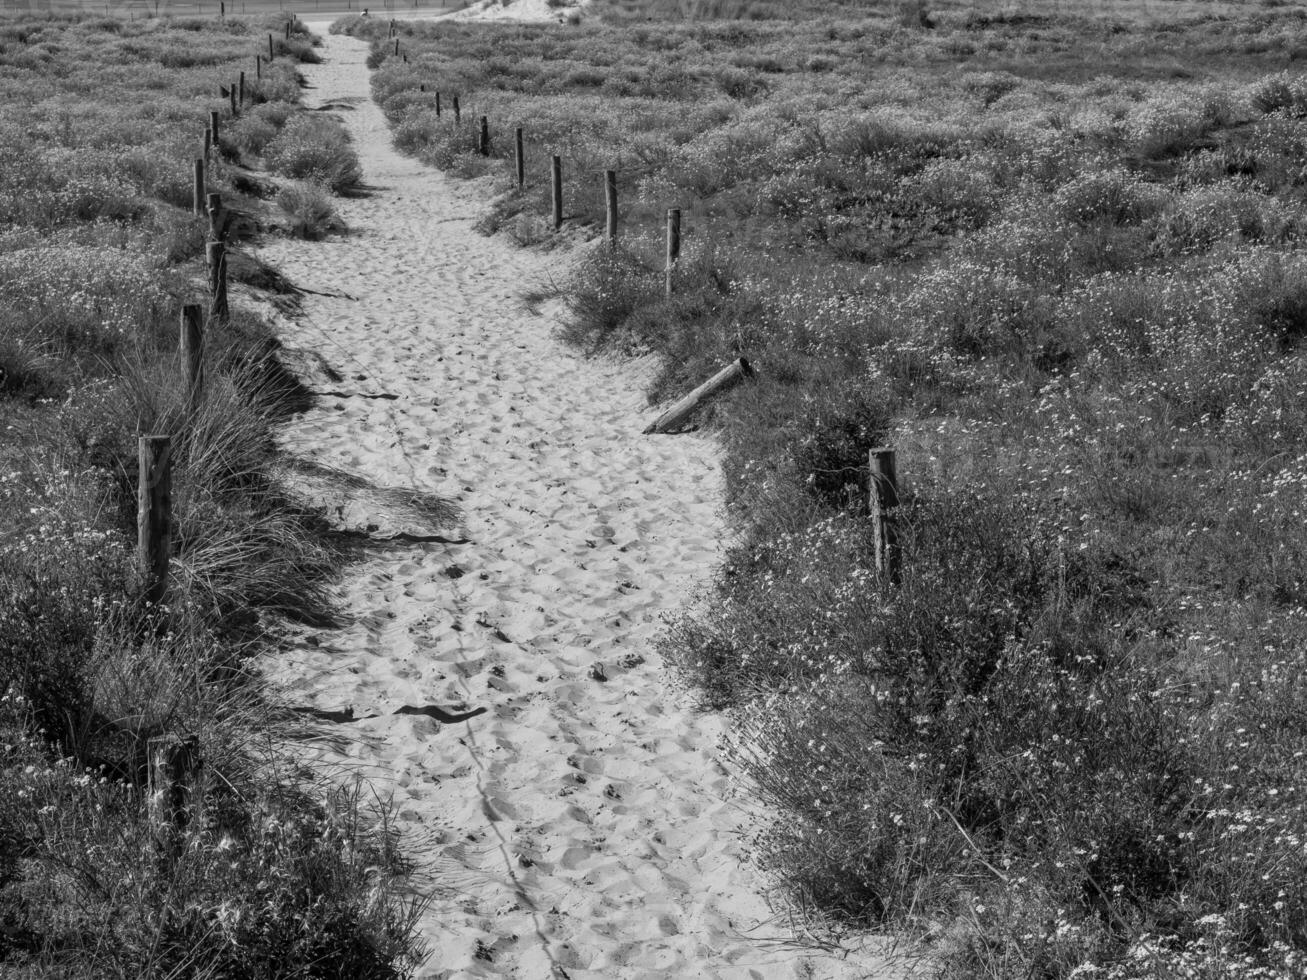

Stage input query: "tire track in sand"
[{"left": 257, "top": 27, "right": 903, "bottom": 980}]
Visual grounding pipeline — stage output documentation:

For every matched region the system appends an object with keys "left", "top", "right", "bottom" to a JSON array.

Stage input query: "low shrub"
[
  {"left": 265, "top": 114, "right": 362, "bottom": 192},
  {"left": 278, "top": 179, "right": 343, "bottom": 238}
]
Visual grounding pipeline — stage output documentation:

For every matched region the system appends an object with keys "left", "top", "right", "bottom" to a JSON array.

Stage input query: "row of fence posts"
[
  {"left": 144, "top": 37, "right": 271, "bottom": 606},
  {"left": 139, "top": 27, "right": 289, "bottom": 858},
  {"left": 441, "top": 99, "right": 902, "bottom": 573},
  {"left": 409, "top": 103, "right": 685, "bottom": 298}
]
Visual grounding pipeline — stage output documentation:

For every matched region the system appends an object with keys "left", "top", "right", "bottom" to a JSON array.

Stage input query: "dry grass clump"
[
  {"left": 277, "top": 179, "right": 344, "bottom": 238},
  {"left": 265, "top": 114, "right": 363, "bottom": 192},
  {"left": 342, "top": 0, "right": 1307, "bottom": 975},
  {"left": 0, "top": 12, "right": 419, "bottom": 977}
]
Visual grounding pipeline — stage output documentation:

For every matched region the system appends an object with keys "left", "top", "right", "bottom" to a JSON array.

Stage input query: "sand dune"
[
  {"left": 256, "top": 26, "right": 906, "bottom": 979},
  {"left": 450, "top": 0, "right": 590, "bottom": 22}
]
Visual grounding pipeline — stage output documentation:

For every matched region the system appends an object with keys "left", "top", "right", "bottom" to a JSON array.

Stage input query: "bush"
[
  {"left": 278, "top": 179, "right": 343, "bottom": 238},
  {"left": 1053, "top": 168, "right": 1167, "bottom": 226},
  {"left": 265, "top": 115, "right": 362, "bottom": 192}
]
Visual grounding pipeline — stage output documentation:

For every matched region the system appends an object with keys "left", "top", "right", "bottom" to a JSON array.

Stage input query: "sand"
[
  {"left": 255, "top": 25, "right": 908, "bottom": 980},
  {"left": 452, "top": 0, "right": 590, "bottom": 21},
  {"left": 449, "top": 0, "right": 590, "bottom": 22}
]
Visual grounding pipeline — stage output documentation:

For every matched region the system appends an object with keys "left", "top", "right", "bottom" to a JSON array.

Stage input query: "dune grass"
[
  {"left": 0, "top": 12, "right": 416, "bottom": 977},
  {"left": 343, "top": 1, "right": 1307, "bottom": 976}
]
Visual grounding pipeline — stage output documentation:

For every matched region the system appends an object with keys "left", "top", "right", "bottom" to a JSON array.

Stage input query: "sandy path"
[{"left": 257, "top": 28, "right": 902, "bottom": 980}]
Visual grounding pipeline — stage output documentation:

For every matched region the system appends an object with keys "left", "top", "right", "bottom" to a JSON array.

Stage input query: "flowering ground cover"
[
  {"left": 0, "top": 13, "right": 419, "bottom": 978},
  {"left": 344, "top": 1, "right": 1307, "bottom": 976}
]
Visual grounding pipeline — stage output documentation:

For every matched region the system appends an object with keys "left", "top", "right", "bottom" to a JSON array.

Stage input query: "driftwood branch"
[{"left": 643, "top": 357, "right": 753, "bottom": 435}]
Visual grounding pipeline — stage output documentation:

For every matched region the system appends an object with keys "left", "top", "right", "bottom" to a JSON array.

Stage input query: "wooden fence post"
[
  {"left": 228, "top": 83, "right": 237, "bottom": 117},
  {"left": 514, "top": 127, "right": 524, "bottom": 189},
  {"left": 665, "top": 207, "right": 681, "bottom": 298},
  {"left": 238, "top": 70, "right": 245, "bottom": 104},
  {"left": 285, "top": 19, "right": 291, "bottom": 39},
  {"left": 869, "top": 447, "right": 901, "bottom": 584},
  {"left": 452, "top": 95, "right": 461, "bottom": 123},
  {"left": 478, "top": 115, "right": 489, "bottom": 156},
  {"left": 206, "top": 192, "right": 223, "bottom": 240},
  {"left": 192, "top": 159, "right": 205, "bottom": 216},
  {"left": 148, "top": 734, "right": 201, "bottom": 863},
  {"left": 209, "top": 110, "right": 220, "bottom": 147},
  {"left": 604, "top": 169, "right": 618, "bottom": 241},
  {"left": 551, "top": 154, "right": 563, "bottom": 231},
  {"left": 206, "top": 241, "right": 228, "bottom": 321},
  {"left": 220, "top": 0, "right": 224, "bottom": 18},
  {"left": 435, "top": 91, "right": 442, "bottom": 116},
  {"left": 137, "top": 435, "right": 172, "bottom": 606},
  {"left": 268, "top": 33, "right": 275, "bottom": 59},
  {"left": 643, "top": 358, "right": 753, "bottom": 434},
  {"left": 180, "top": 304, "right": 204, "bottom": 412},
  {"left": 202, "top": 127, "right": 212, "bottom": 163},
  {"left": 255, "top": 53, "right": 262, "bottom": 79}
]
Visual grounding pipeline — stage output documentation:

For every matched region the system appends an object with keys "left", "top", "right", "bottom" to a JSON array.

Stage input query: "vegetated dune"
[
  {"left": 0, "top": 12, "right": 424, "bottom": 978},
  {"left": 337, "top": 1, "right": 1307, "bottom": 977}
]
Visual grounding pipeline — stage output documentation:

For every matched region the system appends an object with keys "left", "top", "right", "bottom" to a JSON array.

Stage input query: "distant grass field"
[{"left": 343, "top": 1, "right": 1307, "bottom": 976}]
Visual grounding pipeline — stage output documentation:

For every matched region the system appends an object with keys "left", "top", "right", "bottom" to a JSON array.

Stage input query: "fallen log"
[{"left": 642, "top": 357, "right": 753, "bottom": 435}]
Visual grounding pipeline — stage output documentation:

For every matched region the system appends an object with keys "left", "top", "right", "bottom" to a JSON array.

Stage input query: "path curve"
[{"left": 258, "top": 28, "right": 900, "bottom": 980}]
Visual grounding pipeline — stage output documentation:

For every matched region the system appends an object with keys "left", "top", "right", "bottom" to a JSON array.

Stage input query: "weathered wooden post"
[
  {"left": 220, "top": 0, "right": 225, "bottom": 18},
  {"left": 643, "top": 359, "right": 753, "bottom": 434},
  {"left": 268, "top": 33, "right": 275, "bottom": 59},
  {"left": 206, "top": 241, "right": 229, "bottom": 321},
  {"left": 202, "top": 127, "right": 212, "bottom": 163},
  {"left": 192, "top": 159, "right": 205, "bottom": 216},
  {"left": 206, "top": 192, "right": 223, "bottom": 240},
  {"left": 148, "top": 734, "right": 201, "bottom": 863},
  {"left": 551, "top": 155, "right": 563, "bottom": 230},
  {"left": 209, "top": 110, "right": 220, "bottom": 146},
  {"left": 604, "top": 169, "right": 618, "bottom": 241},
  {"left": 180, "top": 304, "right": 204, "bottom": 412},
  {"left": 255, "top": 53, "right": 262, "bottom": 79},
  {"left": 137, "top": 435, "right": 172, "bottom": 606},
  {"left": 452, "top": 95, "right": 461, "bottom": 123},
  {"left": 284, "top": 19, "right": 291, "bottom": 39},
  {"left": 666, "top": 207, "right": 681, "bottom": 298},
  {"left": 238, "top": 70, "right": 245, "bottom": 104},
  {"left": 514, "top": 127, "right": 525, "bottom": 188},
  {"left": 228, "top": 83, "right": 237, "bottom": 117},
  {"left": 868, "top": 447, "right": 901, "bottom": 584},
  {"left": 435, "top": 91, "right": 442, "bottom": 116},
  {"left": 478, "top": 115, "right": 490, "bottom": 156}
]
